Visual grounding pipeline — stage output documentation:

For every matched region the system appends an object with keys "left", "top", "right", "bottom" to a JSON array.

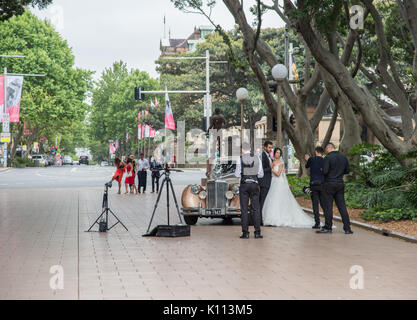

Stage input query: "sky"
[{"left": 32, "top": 0, "right": 285, "bottom": 80}]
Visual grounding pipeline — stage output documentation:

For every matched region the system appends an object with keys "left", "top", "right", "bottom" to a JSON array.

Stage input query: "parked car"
[
  {"left": 181, "top": 158, "right": 240, "bottom": 225},
  {"left": 100, "top": 161, "right": 109, "bottom": 167},
  {"left": 79, "top": 156, "right": 89, "bottom": 165},
  {"left": 63, "top": 156, "right": 73, "bottom": 165}
]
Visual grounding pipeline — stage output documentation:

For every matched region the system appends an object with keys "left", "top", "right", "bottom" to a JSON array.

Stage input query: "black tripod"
[
  {"left": 86, "top": 181, "right": 128, "bottom": 232},
  {"left": 144, "top": 165, "right": 184, "bottom": 235}
]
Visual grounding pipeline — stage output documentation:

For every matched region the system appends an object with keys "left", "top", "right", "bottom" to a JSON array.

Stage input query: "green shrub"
[
  {"left": 360, "top": 208, "right": 417, "bottom": 222},
  {"left": 12, "top": 157, "right": 34, "bottom": 168},
  {"left": 287, "top": 176, "right": 310, "bottom": 197}
]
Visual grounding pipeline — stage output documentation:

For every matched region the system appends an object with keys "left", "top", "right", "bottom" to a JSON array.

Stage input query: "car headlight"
[
  {"left": 225, "top": 191, "right": 234, "bottom": 200},
  {"left": 191, "top": 184, "right": 200, "bottom": 194},
  {"left": 198, "top": 191, "right": 207, "bottom": 200},
  {"left": 232, "top": 184, "right": 240, "bottom": 194}
]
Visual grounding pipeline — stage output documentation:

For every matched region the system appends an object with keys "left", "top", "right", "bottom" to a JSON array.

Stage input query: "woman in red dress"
[
  {"left": 112, "top": 157, "right": 125, "bottom": 194},
  {"left": 124, "top": 158, "right": 138, "bottom": 194}
]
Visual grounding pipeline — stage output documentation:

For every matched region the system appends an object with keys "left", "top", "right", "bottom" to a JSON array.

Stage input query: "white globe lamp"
[
  {"left": 271, "top": 64, "right": 288, "bottom": 80},
  {"left": 236, "top": 87, "right": 248, "bottom": 101}
]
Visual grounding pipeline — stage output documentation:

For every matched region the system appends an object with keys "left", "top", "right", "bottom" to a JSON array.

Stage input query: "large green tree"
[
  {"left": 0, "top": 11, "right": 92, "bottom": 158},
  {"left": 89, "top": 61, "right": 160, "bottom": 160}
]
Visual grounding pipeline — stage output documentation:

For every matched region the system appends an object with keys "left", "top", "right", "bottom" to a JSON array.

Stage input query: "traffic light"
[{"left": 134, "top": 87, "right": 145, "bottom": 100}]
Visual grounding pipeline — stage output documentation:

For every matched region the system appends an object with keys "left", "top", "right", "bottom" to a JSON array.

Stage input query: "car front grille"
[{"left": 206, "top": 180, "right": 228, "bottom": 208}]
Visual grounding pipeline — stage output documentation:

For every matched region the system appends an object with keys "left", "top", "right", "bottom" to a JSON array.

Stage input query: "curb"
[
  {"left": 0, "top": 167, "right": 12, "bottom": 173},
  {"left": 302, "top": 207, "right": 417, "bottom": 244}
]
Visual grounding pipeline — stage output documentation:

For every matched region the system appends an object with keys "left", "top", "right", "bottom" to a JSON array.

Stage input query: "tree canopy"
[
  {"left": 0, "top": 0, "right": 52, "bottom": 21},
  {"left": 0, "top": 11, "right": 92, "bottom": 157}
]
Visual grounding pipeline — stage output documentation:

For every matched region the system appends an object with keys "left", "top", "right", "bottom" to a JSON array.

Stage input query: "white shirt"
[
  {"left": 137, "top": 158, "right": 149, "bottom": 171},
  {"left": 235, "top": 152, "right": 264, "bottom": 179},
  {"left": 264, "top": 150, "right": 272, "bottom": 163}
]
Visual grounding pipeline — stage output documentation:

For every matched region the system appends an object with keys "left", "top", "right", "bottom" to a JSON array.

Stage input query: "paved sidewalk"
[{"left": 0, "top": 186, "right": 416, "bottom": 300}]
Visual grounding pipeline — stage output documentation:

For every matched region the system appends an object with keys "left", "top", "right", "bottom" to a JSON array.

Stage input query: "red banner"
[{"left": 164, "top": 92, "right": 175, "bottom": 130}]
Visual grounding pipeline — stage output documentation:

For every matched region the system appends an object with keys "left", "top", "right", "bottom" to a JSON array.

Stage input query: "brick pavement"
[{"left": 0, "top": 186, "right": 416, "bottom": 300}]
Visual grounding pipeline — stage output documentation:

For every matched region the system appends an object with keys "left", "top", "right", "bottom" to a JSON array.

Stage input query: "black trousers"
[
  {"left": 151, "top": 175, "right": 159, "bottom": 192},
  {"left": 259, "top": 185, "right": 270, "bottom": 222},
  {"left": 137, "top": 171, "right": 147, "bottom": 192},
  {"left": 240, "top": 183, "right": 261, "bottom": 233},
  {"left": 310, "top": 184, "right": 324, "bottom": 225},
  {"left": 322, "top": 183, "right": 351, "bottom": 231}
]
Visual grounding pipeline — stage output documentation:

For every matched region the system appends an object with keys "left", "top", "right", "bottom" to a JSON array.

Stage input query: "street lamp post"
[
  {"left": 271, "top": 64, "right": 288, "bottom": 149},
  {"left": 236, "top": 88, "right": 248, "bottom": 152}
]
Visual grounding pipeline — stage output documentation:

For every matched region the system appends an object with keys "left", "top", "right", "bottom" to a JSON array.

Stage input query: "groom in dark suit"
[{"left": 259, "top": 141, "right": 273, "bottom": 223}]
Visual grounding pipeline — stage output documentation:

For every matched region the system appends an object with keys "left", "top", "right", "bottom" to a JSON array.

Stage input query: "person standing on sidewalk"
[
  {"left": 317, "top": 143, "right": 353, "bottom": 234},
  {"left": 150, "top": 157, "right": 161, "bottom": 193},
  {"left": 137, "top": 153, "right": 149, "bottom": 194},
  {"left": 305, "top": 146, "right": 325, "bottom": 229},
  {"left": 258, "top": 141, "right": 273, "bottom": 224},
  {"left": 235, "top": 142, "right": 264, "bottom": 239}
]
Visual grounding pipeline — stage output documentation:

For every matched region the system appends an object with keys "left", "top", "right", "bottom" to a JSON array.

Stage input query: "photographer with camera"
[
  {"left": 305, "top": 147, "right": 325, "bottom": 229},
  {"left": 150, "top": 157, "right": 162, "bottom": 193},
  {"left": 112, "top": 157, "right": 125, "bottom": 194}
]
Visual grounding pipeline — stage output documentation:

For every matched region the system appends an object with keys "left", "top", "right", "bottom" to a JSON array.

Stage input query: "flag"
[
  {"left": 5, "top": 75, "right": 23, "bottom": 122},
  {"left": 126, "top": 132, "right": 130, "bottom": 140},
  {"left": 144, "top": 125, "right": 150, "bottom": 137},
  {"left": 292, "top": 53, "right": 298, "bottom": 80},
  {"left": 164, "top": 91, "right": 175, "bottom": 130},
  {"left": 138, "top": 124, "right": 142, "bottom": 139},
  {"left": 24, "top": 122, "right": 32, "bottom": 136},
  {"left": 150, "top": 127, "right": 156, "bottom": 138},
  {"left": 155, "top": 97, "right": 159, "bottom": 107}
]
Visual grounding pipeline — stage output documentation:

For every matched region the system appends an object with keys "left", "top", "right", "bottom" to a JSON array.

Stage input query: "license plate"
[{"left": 204, "top": 208, "right": 223, "bottom": 215}]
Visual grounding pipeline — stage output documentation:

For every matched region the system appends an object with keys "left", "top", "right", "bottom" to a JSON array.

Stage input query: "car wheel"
[{"left": 184, "top": 216, "right": 198, "bottom": 225}]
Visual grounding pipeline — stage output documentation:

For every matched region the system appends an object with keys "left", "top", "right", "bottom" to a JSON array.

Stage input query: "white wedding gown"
[{"left": 262, "top": 162, "right": 315, "bottom": 228}]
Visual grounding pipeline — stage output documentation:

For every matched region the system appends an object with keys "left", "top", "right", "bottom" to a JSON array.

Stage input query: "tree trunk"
[
  {"left": 284, "top": 0, "right": 414, "bottom": 165},
  {"left": 11, "top": 123, "right": 24, "bottom": 159}
]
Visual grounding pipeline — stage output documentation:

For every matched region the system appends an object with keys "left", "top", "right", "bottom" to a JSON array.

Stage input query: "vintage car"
[{"left": 181, "top": 159, "right": 241, "bottom": 225}]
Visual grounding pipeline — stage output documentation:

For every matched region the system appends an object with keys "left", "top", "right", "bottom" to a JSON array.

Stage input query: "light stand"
[
  {"left": 86, "top": 181, "right": 128, "bottom": 232},
  {"left": 143, "top": 164, "right": 190, "bottom": 237}
]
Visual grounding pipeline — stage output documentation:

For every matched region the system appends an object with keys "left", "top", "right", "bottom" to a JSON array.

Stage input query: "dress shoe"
[
  {"left": 240, "top": 232, "right": 249, "bottom": 239},
  {"left": 312, "top": 223, "right": 321, "bottom": 229},
  {"left": 344, "top": 229, "right": 353, "bottom": 234},
  {"left": 254, "top": 232, "right": 263, "bottom": 239},
  {"left": 316, "top": 228, "right": 332, "bottom": 234}
]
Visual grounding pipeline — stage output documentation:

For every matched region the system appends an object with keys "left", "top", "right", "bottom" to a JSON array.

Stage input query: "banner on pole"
[
  {"left": 5, "top": 76, "right": 23, "bottom": 122},
  {"left": 164, "top": 91, "right": 175, "bottom": 130}
]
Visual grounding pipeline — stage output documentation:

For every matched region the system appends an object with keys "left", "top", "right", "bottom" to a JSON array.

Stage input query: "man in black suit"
[
  {"left": 317, "top": 143, "right": 353, "bottom": 234},
  {"left": 258, "top": 141, "right": 273, "bottom": 223},
  {"left": 305, "top": 146, "right": 325, "bottom": 229},
  {"left": 150, "top": 157, "right": 161, "bottom": 193}
]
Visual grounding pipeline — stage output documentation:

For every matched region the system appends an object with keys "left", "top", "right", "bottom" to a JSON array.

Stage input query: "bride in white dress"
[{"left": 262, "top": 148, "right": 315, "bottom": 228}]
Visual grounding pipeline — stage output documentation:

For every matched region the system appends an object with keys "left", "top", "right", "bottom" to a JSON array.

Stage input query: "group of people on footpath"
[
  {"left": 236, "top": 141, "right": 353, "bottom": 239},
  {"left": 111, "top": 153, "right": 162, "bottom": 195}
]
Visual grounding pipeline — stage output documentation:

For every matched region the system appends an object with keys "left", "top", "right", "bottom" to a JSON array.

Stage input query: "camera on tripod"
[{"left": 105, "top": 180, "right": 113, "bottom": 188}]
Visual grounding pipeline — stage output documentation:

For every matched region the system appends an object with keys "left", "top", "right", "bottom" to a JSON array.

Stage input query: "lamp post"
[
  {"left": 236, "top": 87, "right": 248, "bottom": 152},
  {"left": 271, "top": 64, "right": 288, "bottom": 148}
]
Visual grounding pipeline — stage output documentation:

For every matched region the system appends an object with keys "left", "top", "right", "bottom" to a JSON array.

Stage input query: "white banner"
[{"left": 6, "top": 76, "right": 23, "bottom": 122}]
